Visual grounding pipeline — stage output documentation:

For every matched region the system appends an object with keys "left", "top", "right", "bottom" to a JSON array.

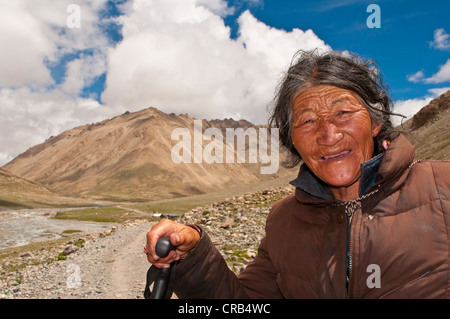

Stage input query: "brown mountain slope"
[
  {"left": 0, "top": 168, "right": 94, "bottom": 210},
  {"left": 410, "top": 89, "right": 450, "bottom": 130},
  {"left": 3, "top": 107, "right": 296, "bottom": 202},
  {"left": 400, "top": 89, "right": 450, "bottom": 161},
  {"left": 3, "top": 89, "right": 448, "bottom": 206}
]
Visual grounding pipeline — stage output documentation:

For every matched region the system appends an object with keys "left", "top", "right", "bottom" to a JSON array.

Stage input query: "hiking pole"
[{"left": 150, "top": 237, "right": 174, "bottom": 299}]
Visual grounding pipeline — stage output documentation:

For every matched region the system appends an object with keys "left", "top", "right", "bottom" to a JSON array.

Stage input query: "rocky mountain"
[
  {"left": 3, "top": 89, "right": 448, "bottom": 206},
  {"left": 0, "top": 168, "right": 93, "bottom": 210},
  {"left": 410, "top": 89, "right": 450, "bottom": 130},
  {"left": 401, "top": 89, "right": 450, "bottom": 161},
  {"left": 2, "top": 107, "right": 296, "bottom": 202}
]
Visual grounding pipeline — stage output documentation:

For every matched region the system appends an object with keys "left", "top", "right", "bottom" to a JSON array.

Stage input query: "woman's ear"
[{"left": 372, "top": 121, "right": 382, "bottom": 137}]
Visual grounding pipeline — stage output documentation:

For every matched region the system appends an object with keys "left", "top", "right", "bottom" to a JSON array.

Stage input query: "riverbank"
[
  {"left": 0, "top": 207, "right": 122, "bottom": 250},
  {"left": 0, "top": 185, "right": 294, "bottom": 299}
]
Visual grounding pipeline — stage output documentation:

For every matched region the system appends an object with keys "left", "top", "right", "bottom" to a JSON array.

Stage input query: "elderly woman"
[{"left": 145, "top": 50, "right": 449, "bottom": 298}]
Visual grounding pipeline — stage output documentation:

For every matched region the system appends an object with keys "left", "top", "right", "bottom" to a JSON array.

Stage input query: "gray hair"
[{"left": 269, "top": 49, "right": 402, "bottom": 167}]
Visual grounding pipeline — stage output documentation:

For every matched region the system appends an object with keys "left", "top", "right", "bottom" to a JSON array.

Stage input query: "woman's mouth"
[{"left": 320, "top": 150, "right": 353, "bottom": 161}]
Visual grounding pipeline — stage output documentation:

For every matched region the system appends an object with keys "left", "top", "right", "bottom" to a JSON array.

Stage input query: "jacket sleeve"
[
  {"left": 170, "top": 230, "right": 283, "bottom": 299},
  {"left": 237, "top": 235, "right": 284, "bottom": 298}
]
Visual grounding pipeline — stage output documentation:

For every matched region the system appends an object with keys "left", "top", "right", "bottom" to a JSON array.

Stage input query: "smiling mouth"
[{"left": 320, "top": 150, "right": 353, "bottom": 161}]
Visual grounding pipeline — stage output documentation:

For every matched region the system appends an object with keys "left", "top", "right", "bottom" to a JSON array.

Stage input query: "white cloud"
[
  {"left": 429, "top": 28, "right": 450, "bottom": 51},
  {"left": 0, "top": 0, "right": 331, "bottom": 166},
  {"left": 0, "top": 87, "right": 111, "bottom": 165},
  {"left": 0, "top": 0, "right": 109, "bottom": 88},
  {"left": 196, "top": 0, "right": 235, "bottom": 17},
  {"left": 423, "top": 59, "right": 450, "bottom": 84},
  {"left": 60, "top": 51, "right": 107, "bottom": 96},
  {"left": 101, "top": 0, "right": 331, "bottom": 124},
  {"left": 0, "top": 1, "right": 55, "bottom": 87},
  {"left": 406, "top": 28, "right": 450, "bottom": 85},
  {"left": 407, "top": 59, "right": 450, "bottom": 84},
  {"left": 392, "top": 97, "right": 433, "bottom": 126},
  {"left": 392, "top": 88, "right": 449, "bottom": 126},
  {"left": 237, "top": 10, "right": 330, "bottom": 72},
  {"left": 406, "top": 70, "right": 424, "bottom": 83},
  {"left": 0, "top": 0, "right": 111, "bottom": 166},
  {"left": 427, "top": 87, "right": 450, "bottom": 96}
]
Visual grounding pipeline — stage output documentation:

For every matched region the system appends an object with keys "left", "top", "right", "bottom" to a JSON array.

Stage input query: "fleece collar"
[
  {"left": 289, "top": 153, "right": 384, "bottom": 200},
  {"left": 289, "top": 133, "right": 416, "bottom": 201}
]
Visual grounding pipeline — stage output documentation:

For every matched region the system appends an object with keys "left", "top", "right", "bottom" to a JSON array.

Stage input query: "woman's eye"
[
  {"left": 299, "top": 117, "right": 317, "bottom": 127},
  {"left": 292, "top": 119, "right": 314, "bottom": 131},
  {"left": 336, "top": 110, "right": 352, "bottom": 117}
]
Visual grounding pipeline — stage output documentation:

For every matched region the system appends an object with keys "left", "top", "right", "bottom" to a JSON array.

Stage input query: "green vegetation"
[
  {"left": 57, "top": 252, "right": 67, "bottom": 261},
  {"left": 230, "top": 250, "right": 251, "bottom": 259},
  {"left": 52, "top": 206, "right": 138, "bottom": 223},
  {"left": 400, "top": 104, "right": 450, "bottom": 161},
  {"left": 129, "top": 174, "right": 296, "bottom": 216},
  {"left": 73, "top": 238, "right": 85, "bottom": 248},
  {"left": 62, "top": 229, "right": 82, "bottom": 234}
]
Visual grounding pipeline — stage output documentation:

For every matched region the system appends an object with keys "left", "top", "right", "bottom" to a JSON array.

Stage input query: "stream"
[{"left": 0, "top": 208, "right": 118, "bottom": 250}]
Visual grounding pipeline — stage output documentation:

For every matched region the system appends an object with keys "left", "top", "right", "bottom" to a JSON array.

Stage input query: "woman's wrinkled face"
[{"left": 291, "top": 85, "right": 382, "bottom": 199}]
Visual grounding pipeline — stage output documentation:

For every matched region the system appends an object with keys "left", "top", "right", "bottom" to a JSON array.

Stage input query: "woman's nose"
[{"left": 316, "top": 120, "right": 344, "bottom": 146}]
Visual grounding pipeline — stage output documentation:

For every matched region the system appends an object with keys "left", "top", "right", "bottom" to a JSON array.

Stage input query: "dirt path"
[
  {"left": 105, "top": 223, "right": 151, "bottom": 298},
  {"left": 2, "top": 185, "right": 291, "bottom": 299},
  {"left": 1, "top": 220, "right": 156, "bottom": 299}
]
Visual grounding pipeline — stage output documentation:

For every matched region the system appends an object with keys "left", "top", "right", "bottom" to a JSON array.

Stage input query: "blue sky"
[
  {"left": 0, "top": 0, "right": 449, "bottom": 165},
  {"left": 79, "top": 0, "right": 449, "bottom": 110},
  {"left": 244, "top": 0, "right": 450, "bottom": 101}
]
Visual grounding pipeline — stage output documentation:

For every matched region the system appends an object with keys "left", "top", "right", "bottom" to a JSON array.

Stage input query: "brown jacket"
[{"left": 167, "top": 133, "right": 449, "bottom": 298}]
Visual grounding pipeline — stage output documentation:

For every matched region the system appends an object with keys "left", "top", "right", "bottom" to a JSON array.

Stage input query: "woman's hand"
[{"left": 145, "top": 219, "right": 201, "bottom": 268}]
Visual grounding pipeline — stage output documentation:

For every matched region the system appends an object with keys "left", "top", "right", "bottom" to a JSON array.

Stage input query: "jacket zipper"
[
  {"left": 333, "top": 186, "right": 381, "bottom": 298},
  {"left": 346, "top": 212, "right": 353, "bottom": 298},
  {"left": 343, "top": 199, "right": 360, "bottom": 298}
]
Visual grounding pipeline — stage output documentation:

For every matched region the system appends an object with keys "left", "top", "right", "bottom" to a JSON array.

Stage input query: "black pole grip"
[
  {"left": 155, "top": 237, "right": 173, "bottom": 258},
  {"left": 150, "top": 237, "right": 173, "bottom": 299}
]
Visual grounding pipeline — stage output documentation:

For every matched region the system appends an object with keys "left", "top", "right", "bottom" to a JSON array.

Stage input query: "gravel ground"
[
  {"left": 0, "top": 186, "right": 293, "bottom": 299},
  {"left": 1, "top": 220, "right": 153, "bottom": 299}
]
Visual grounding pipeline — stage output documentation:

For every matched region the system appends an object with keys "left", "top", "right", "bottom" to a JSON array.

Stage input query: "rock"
[
  {"left": 63, "top": 245, "right": 79, "bottom": 256},
  {"left": 0, "top": 184, "right": 295, "bottom": 299},
  {"left": 100, "top": 230, "right": 112, "bottom": 237},
  {"left": 220, "top": 218, "right": 234, "bottom": 229}
]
